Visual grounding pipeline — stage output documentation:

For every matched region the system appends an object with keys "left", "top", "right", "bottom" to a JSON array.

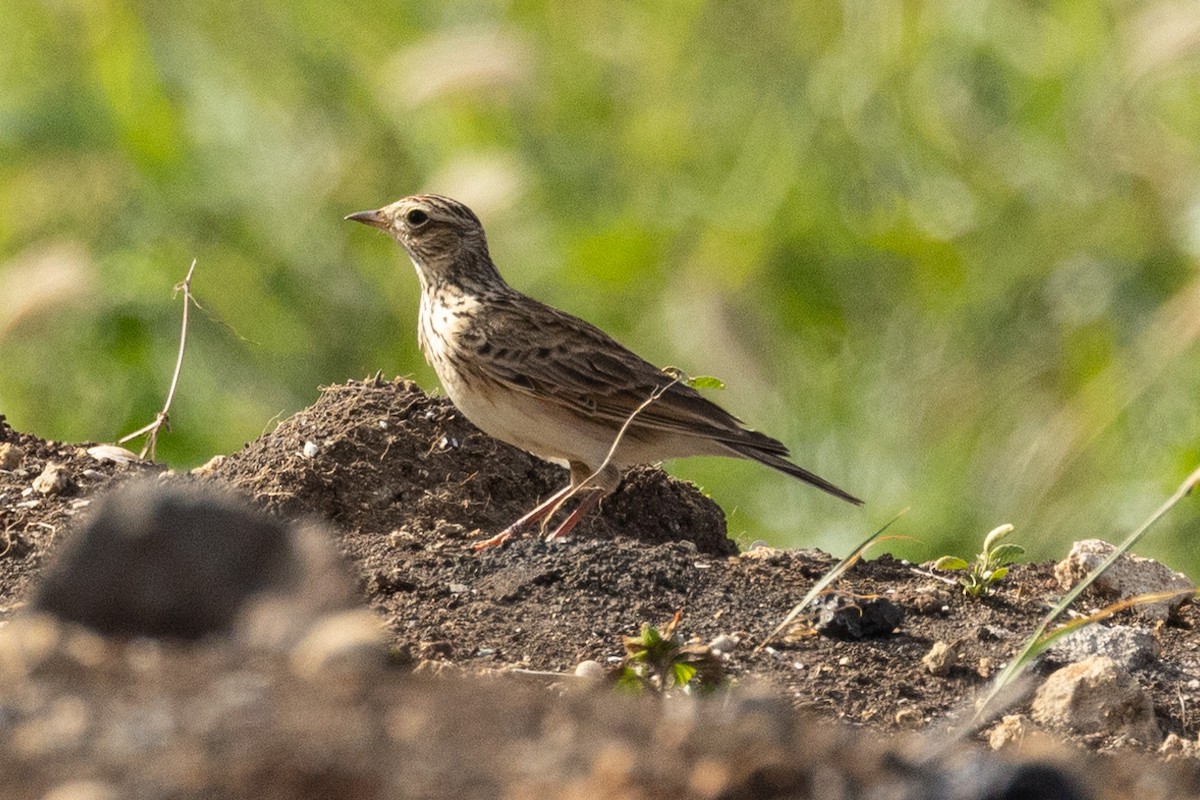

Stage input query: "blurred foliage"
[{"left": 1, "top": 1, "right": 1198, "bottom": 568}]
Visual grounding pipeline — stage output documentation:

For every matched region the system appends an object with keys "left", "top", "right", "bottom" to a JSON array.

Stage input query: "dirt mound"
[
  {"left": 204, "top": 380, "right": 1200, "bottom": 750},
  {"left": 212, "top": 378, "right": 734, "bottom": 557},
  {"left": 2, "top": 380, "right": 1200, "bottom": 798}
]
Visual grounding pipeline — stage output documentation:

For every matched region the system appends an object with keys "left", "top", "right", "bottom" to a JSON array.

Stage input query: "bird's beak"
[{"left": 344, "top": 209, "right": 389, "bottom": 229}]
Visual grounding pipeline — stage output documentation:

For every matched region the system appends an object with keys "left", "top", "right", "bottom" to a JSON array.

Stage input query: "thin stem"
[{"left": 160, "top": 259, "right": 197, "bottom": 426}]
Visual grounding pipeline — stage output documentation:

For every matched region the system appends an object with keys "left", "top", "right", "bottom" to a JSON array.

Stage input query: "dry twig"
[{"left": 118, "top": 260, "right": 198, "bottom": 460}]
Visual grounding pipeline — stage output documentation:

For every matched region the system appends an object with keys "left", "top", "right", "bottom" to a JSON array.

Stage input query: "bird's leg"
[
  {"left": 471, "top": 482, "right": 575, "bottom": 551},
  {"left": 543, "top": 461, "right": 621, "bottom": 542},
  {"left": 544, "top": 486, "right": 607, "bottom": 541}
]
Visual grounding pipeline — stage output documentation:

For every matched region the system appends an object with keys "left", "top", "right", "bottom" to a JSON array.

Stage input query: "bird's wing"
[{"left": 460, "top": 294, "right": 791, "bottom": 456}]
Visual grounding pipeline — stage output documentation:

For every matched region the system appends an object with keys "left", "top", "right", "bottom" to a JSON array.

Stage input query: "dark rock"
[
  {"left": 34, "top": 479, "right": 297, "bottom": 639},
  {"left": 810, "top": 591, "right": 904, "bottom": 639}
]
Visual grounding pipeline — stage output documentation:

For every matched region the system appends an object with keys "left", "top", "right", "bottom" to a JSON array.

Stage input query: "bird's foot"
[
  {"left": 471, "top": 527, "right": 520, "bottom": 551},
  {"left": 473, "top": 485, "right": 608, "bottom": 550},
  {"left": 471, "top": 484, "right": 575, "bottom": 552}
]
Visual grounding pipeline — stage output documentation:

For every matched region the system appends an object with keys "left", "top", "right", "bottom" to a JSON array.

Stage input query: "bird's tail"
[{"left": 723, "top": 442, "right": 864, "bottom": 506}]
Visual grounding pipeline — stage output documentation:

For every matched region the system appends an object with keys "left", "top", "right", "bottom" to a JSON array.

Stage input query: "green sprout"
[
  {"left": 614, "top": 614, "right": 723, "bottom": 694},
  {"left": 934, "top": 523, "right": 1025, "bottom": 598}
]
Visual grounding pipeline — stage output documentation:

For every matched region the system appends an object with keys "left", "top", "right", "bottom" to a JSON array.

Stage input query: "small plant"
[
  {"left": 934, "top": 523, "right": 1025, "bottom": 598},
  {"left": 967, "top": 464, "right": 1200, "bottom": 732},
  {"left": 614, "top": 612, "right": 723, "bottom": 694}
]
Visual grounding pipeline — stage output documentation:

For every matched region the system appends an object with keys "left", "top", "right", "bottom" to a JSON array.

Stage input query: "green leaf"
[
  {"left": 988, "top": 543, "right": 1025, "bottom": 566},
  {"left": 613, "top": 667, "right": 645, "bottom": 693},
  {"left": 933, "top": 556, "right": 970, "bottom": 571},
  {"left": 672, "top": 661, "right": 697, "bottom": 688},
  {"left": 686, "top": 375, "right": 726, "bottom": 390},
  {"left": 982, "top": 523, "right": 1015, "bottom": 553},
  {"left": 641, "top": 624, "right": 662, "bottom": 647},
  {"left": 989, "top": 566, "right": 1009, "bottom": 582}
]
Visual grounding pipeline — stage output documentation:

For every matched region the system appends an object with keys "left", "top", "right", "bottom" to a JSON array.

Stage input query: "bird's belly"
[
  {"left": 437, "top": 368, "right": 724, "bottom": 471},
  {"left": 439, "top": 375, "right": 605, "bottom": 465},
  {"left": 419, "top": 306, "right": 609, "bottom": 465}
]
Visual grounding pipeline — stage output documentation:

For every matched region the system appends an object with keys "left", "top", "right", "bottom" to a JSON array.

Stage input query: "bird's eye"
[{"left": 405, "top": 209, "right": 429, "bottom": 227}]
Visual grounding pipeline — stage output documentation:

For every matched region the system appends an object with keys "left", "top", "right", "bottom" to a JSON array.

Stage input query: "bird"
[{"left": 346, "top": 194, "right": 862, "bottom": 548}]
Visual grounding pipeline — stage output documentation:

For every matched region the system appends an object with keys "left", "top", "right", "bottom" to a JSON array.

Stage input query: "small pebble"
[
  {"left": 709, "top": 634, "right": 739, "bottom": 655},
  {"left": 302, "top": 441, "right": 319, "bottom": 458},
  {"left": 0, "top": 443, "right": 24, "bottom": 470},
  {"left": 32, "top": 462, "right": 72, "bottom": 495},
  {"left": 190, "top": 455, "right": 226, "bottom": 476},
  {"left": 291, "top": 611, "right": 385, "bottom": 678},
  {"left": 574, "top": 659, "right": 606, "bottom": 680},
  {"left": 978, "top": 625, "right": 1013, "bottom": 642},
  {"left": 42, "top": 780, "right": 120, "bottom": 800},
  {"left": 921, "top": 640, "right": 962, "bottom": 677},
  {"left": 988, "top": 715, "right": 1027, "bottom": 750},
  {"left": 1159, "top": 732, "right": 1200, "bottom": 758}
]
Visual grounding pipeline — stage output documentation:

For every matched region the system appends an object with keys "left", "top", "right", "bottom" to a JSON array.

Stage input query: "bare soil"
[{"left": 2, "top": 377, "right": 1199, "bottom": 798}]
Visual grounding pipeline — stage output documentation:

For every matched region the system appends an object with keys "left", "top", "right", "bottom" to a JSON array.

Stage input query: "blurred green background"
[{"left": 2, "top": 1, "right": 1198, "bottom": 568}]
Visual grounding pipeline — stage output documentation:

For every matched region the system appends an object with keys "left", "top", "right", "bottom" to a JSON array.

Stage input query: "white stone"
[{"left": 1054, "top": 539, "right": 1194, "bottom": 622}]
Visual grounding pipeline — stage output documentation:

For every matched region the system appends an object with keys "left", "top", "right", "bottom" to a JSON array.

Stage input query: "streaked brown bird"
[{"left": 347, "top": 194, "right": 862, "bottom": 547}]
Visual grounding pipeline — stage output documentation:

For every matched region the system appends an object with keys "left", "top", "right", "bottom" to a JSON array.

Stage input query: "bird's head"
[{"left": 346, "top": 194, "right": 496, "bottom": 290}]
